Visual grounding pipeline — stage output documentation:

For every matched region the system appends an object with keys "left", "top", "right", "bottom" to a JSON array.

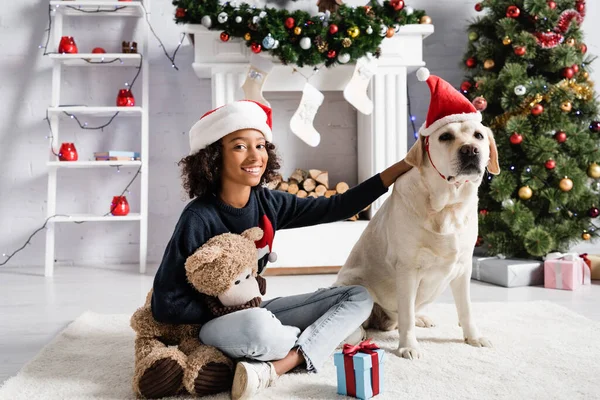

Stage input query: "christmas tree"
[{"left": 462, "top": 0, "right": 600, "bottom": 258}]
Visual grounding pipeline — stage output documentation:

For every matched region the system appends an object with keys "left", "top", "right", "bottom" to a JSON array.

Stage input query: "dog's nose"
[{"left": 460, "top": 144, "right": 479, "bottom": 157}]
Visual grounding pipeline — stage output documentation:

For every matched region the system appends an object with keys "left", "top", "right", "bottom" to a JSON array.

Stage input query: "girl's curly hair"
[{"left": 178, "top": 140, "right": 281, "bottom": 199}]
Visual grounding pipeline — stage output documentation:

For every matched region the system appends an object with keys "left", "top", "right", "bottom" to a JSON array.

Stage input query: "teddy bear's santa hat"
[{"left": 416, "top": 67, "right": 481, "bottom": 137}]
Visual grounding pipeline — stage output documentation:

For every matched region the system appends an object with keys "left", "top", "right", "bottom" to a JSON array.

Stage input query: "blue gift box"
[{"left": 334, "top": 348, "right": 384, "bottom": 400}]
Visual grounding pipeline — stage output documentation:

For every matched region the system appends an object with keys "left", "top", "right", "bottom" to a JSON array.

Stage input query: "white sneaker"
[
  {"left": 341, "top": 326, "right": 367, "bottom": 347},
  {"left": 231, "top": 361, "right": 278, "bottom": 400}
]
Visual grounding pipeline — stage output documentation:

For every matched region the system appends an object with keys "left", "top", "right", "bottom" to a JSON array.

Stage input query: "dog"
[{"left": 335, "top": 116, "right": 500, "bottom": 360}]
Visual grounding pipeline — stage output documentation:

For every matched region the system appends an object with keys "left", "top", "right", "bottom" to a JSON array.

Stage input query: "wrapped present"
[
  {"left": 543, "top": 252, "right": 591, "bottom": 290},
  {"left": 584, "top": 254, "right": 600, "bottom": 280},
  {"left": 334, "top": 339, "right": 384, "bottom": 400},
  {"left": 472, "top": 255, "right": 544, "bottom": 287}
]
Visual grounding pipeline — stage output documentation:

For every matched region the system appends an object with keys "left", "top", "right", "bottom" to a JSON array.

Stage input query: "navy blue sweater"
[{"left": 152, "top": 174, "right": 388, "bottom": 324}]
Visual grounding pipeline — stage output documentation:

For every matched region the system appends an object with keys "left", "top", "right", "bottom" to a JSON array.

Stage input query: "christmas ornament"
[
  {"left": 583, "top": 71, "right": 590, "bottom": 79},
  {"left": 510, "top": 132, "right": 523, "bottom": 145},
  {"left": 327, "top": 49, "right": 336, "bottom": 59},
  {"left": 514, "top": 46, "right": 526, "bottom": 56},
  {"left": 244, "top": 32, "right": 251, "bottom": 41},
  {"left": 555, "top": 131, "right": 567, "bottom": 143},
  {"left": 502, "top": 199, "right": 515, "bottom": 208},
  {"left": 220, "top": 32, "right": 230, "bottom": 42},
  {"left": 235, "top": 16, "right": 242, "bottom": 23},
  {"left": 111, "top": 196, "right": 130, "bottom": 216},
  {"left": 562, "top": 67, "right": 575, "bottom": 79},
  {"left": 465, "top": 57, "right": 477, "bottom": 68},
  {"left": 201, "top": 15, "right": 212, "bottom": 28},
  {"left": 420, "top": 15, "right": 432, "bottom": 24},
  {"left": 590, "top": 207, "right": 600, "bottom": 218},
  {"left": 560, "top": 101, "right": 572, "bottom": 112},
  {"left": 534, "top": 32, "right": 563, "bottom": 49},
  {"left": 285, "top": 17, "right": 295, "bottom": 29},
  {"left": 545, "top": 159, "right": 556, "bottom": 170},
  {"left": 531, "top": 104, "right": 544, "bottom": 116},
  {"left": 122, "top": 41, "right": 137, "bottom": 54},
  {"left": 582, "top": 232, "right": 591, "bottom": 240},
  {"left": 251, "top": 42, "right": 262, "bottom": 53},
  {"left": 483, "top": 59, "right": 495, "bottom": 70},
  {"left": 572, "top": 64, "right": 579, "bottom": 73},
  {"left": 390, "top": 0, "right": 404, "bottom": 11},
  {"left": 386, "top": 27, "right": 395, "bottom": 38},
  {"left": 337, "top": 53, "right": 351, "bottom": 64},
  {"left": 460, "top": 81, "right": 472, "bottom": 92},
  {"left": 347, "top": 27, "right": 360, "bottom": 38},
  {"left": 342, "top": 38, "right": 352, "bottom": 48},
  {"left": 294, "top": 26, "right": 302, "bottom": 35},
  {"left": 92, "top": 47, "right": 106, "bottom": 54},
  {"left": 519, "top": 186, "right": 533, "bottom": 200},
  {"left": 576, "top": 1, "right": 585, "bottom": 13},
  {"left": 503, "top": 36, "right": 512, "bottom": 45},
  {"left": 262, "top": 34, "right": 275, "bottom": 49},
  {"left": 363, "top": 5, "right": 373, "bottom": 16},
  {"left": 329, "top": 24, "right": 338, "bottom": 35},
  {"left": 175, "top": 8, "right": 186, "bottom": 18},
  {"left": 468, "top": 32, "right": 478, "bottom": 41},
  {"left": 548, "top": 0, "right": 556, "bottom": 9},
  {"left": 476, "top": 236, "right": 483, "bottom": 247},
  {"left": 58, "top": 36, "right": 78, "bottom": 54},
  {"left": 299, "top": 37, "right": 312, "bottom": 50},
  {"left": 506, "top": 5, "right": 521, "bottom": 18},
  {"left": 588, "top": 163, "right": 600, "bottom": 178},
  {"left": 405, "top": 6, "right": 414, "bottom": 15},
  {"left": 116, "top": 89, "right": 135, "bottom": 107},
  {"left": 472, "top": 96, "right": 487, "bottom": 111},
  {"left": 559, "top": 177, "right": 573, "bottom": 192},
  {"left": 479, "top": 209, "right": 488, "bottom": 216},
  {"left": 566, "top": 37, "right": 576, "bottom": 46},
  {"left": 366, "top": 26, "right": 373, "bottom": 35},
  {"left": 475, "top": 2, "right": 483, "bottom": 11},
  {"left": 315, "top": 36, "right": 328, "bottom": 53},
  {"left": 290, "top": 83, "right": 324, "bottom": 147},
  {"left": 217, "top": 12, "right": 228, "bottom": 24},
  {"left": 580, "top": 43, "right": 587, "bottom": 54},
  {"left": 379, "top": 24, "right": 388, "bottom": 37},
  {"left": 590, "top": 121, "right": 600, "bottom": 133},
  {"left": 557, "top": 10, "right": 583, "bottom": 34},
  {"left": 58, "top": 142, "right": 78, "bottom": 162},
  {"left": 514, "top": 85, "right": 527, "bottom": 96}
]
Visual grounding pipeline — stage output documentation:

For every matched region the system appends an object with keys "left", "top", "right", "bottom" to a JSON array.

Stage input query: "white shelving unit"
[{"left": 45, "top": 0, "right": 150, "bottom": 277}]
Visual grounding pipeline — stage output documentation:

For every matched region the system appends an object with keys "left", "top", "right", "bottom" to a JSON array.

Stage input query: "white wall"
[{"left": 1, "top": 0, "right": 599, "bottom": 268}]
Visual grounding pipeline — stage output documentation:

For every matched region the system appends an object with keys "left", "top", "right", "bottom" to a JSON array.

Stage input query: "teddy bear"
[{"left": 130, "top": 227, "right": 266, "bottom": 399}]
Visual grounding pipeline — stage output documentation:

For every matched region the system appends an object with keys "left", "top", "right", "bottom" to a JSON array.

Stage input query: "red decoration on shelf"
[
  {"left": 285, "top": 17, "right": 295, "bottom": 29},
  {"left": 390, "top": 0, "right": 404, "bottom": 11},
  {"left": 514, "top": 46, "right": 526, "bottom": 56},
  {"left": 576, "top": 0, "right": 585, "bottom": 14},
  {"left": 475, "top": 3, "right": 483, "bottom": 11},
  {"left": 534, "top": 32, "right": 563, "bottom": 49},
  {"left": 548, "top": 1, "right": 556, "bottom": 9},
  {"left": 531, "top": 104, "right": 544, "bottom": 116},
  {"left": 580, "top": 43, "right": 587, "bottom": 54},
  {"left": 175, "top": 7, "right": 186, "bottom": 18},
  {"left": 327, "top": 49, "right": 337, "bottom": 59},
  {"left": 506, "top": 5, "right": 520, "bottom": 18},
  {"left": 220, "top": 32, "right": 230, "bottom": 42},
  {"left": 555, "top": 131, "right": 567, "bottom": 143},
  {"left": 58, "top": 36, "right": 78, "bottom": 54},
  {"left": 590, "top": 207, "right": 600, "bottom": 218},
  {"left": 251, "top": 42, "right": 262, "bottom": 53},
  {"left": 545, "top": 159, "right": 556, "bottom": 170},
  {"left": 111, "top": 196, "right": 130, "bottom": 216},
  {"left": 58, "top": 143, "right": 78, "bottom": 162},
  {"left": 116, "top": 89, "right": 135, "bottom": 107},
  {"left": 572, "top": 64, "right": 580, "bottom": 73},
  {"left": 91, "top": 47, "right": 106, "bottom": 54},
  {"left": 510, "top": 132, "right": 523, "bottom": 145},
  {"left": 460, "top": 81, "right": 472, "bottom": 92},
  {"left": 328, "top": 24, "right": 339, "bottom": 34},
  {"left": 562, "top": 67, "right": 575, "bottom": 79},
  {"left": 465, "top": 57, "right": 477, "bottom": 68},
  {"left": 556, "top": 10, "right": 584, "bottom": 33}
]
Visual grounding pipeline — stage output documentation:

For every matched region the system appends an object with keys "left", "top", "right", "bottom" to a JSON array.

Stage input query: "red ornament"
[
  {"left": 285, "top": 17, "right": 295, "bottom": 29},
  {"left": 562, "top": 67, "right": 575, "bottom": 79},
  {"left": 576, "top": 1, "right": 585, "bottom": 13},
  {"left": 91, "top": 47, "right": 106, "bottom": 54},
  {"left": 465, "top": 57, "right": 477, "bottom": 68},
  {"left": 510, "top": 132, "right": 523, "bottom": 145},
  {"left": 327, "top": 49, "right": 337, "bottom": 59},
  {"left": 580, "top": 43, "right": 587, "bottom": 54},
  {"left": 328, "top": 24, "right": 338, "bottom": 34},
  {"left": 251, "top": 42, "right": 262, "bottom": 53},
  {"left": 547, "top": 0, "right": 556, "bottom": 9},
  {"left": 514, "top": 46, "right": 526, "bottom": 56},
  {"left": 589, "top": 121, "right": 600, "bottom": 132},
  {"left": 506, "top": 5, "right": 521, "bottom": 18},
  {"left": 116, "top": 89, "right": 135, "bottom": 107},
  {"left": 476, "top": 236, "right": 483, "bottom": 247},
  {"left": 460, "top": 81, "right": 472, "bottom": 92},
  {"left": 572, "top": 64, "right": 579, "bottom": 73},
  {"left": 220, "top": 32, "right": 230, "bottom": 42},
  {"left": 390, "top": 0, "right": 405, "bottom": 11},
  {"left": 590, "top": 207, "right": 600, "bottom": 218},
  {"left": 111, "top": 196, "right": 130, "bottom": 216},
  {"left": 175, "top": 7, "right": 186, "bottom": 18},
  {"left": 545, "top": 159, "right": 556, "bottom": 170},
  {"left": 58, "top": 36, "right": 78, "bottom": 54},
  {"left": 531, "top": 104, "right": 544, "bottom": 116},
  {"left": 475, "top": 2, "right": 483, "bottom": 12},
  {"left": 555, "top": 131, "right": 567, "bottom": 143},
  {"left": 58, "top": 142, "right": 78, "bottom": 162},
  {"left": 479, "top": 209, "right": 488, "bottom": 216}
]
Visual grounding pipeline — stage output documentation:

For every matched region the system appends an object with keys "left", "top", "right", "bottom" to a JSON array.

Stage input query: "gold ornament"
[
  {"left": 560, "top": 101, "right": 572, "bottom": 112},
  {"left": 566, "top": 37, "right": 576, "bottom": 46},
  {"left": 582, "top": 232, "right": 592, "bottom": 240},
  {"left": 386, "top": 27, "right": 395, "bottom": 38},
  {"left": 315, "top": 36, "right": 328, "bottom": 53},
  {"left": 294, "top": 26, "right": 302, "bottom": 35},
  {"left": 347, "top": 26, "right": 360, "bottom": 38},
  {"left": 583, "top": 71, "right": 589, "bottom": 79},
  {"left": 483, "top": 59, "right": 495, "bottom": 70},
  {"left": 342, "top": 38, "right": 352, "bottom": 48},
  {"left": 244, "top": 32, "right": 251, "bottom": 41},
  {"left": 588, "top": 163, "right": 600, "bottom": 179},
  {"left": 559, "top": 177, "right": 574, "bottom": 192},
  {"left": 518, "top": 186, "right": 533, "bottom": 200},
  {"left": 502, "top": 36, "right": 512, "bottom": 45},
  {"left": 420, "top": 15, "right": 432, "bottom": 24}
]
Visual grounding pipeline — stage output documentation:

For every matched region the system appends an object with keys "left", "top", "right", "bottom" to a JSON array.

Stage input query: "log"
[
  {"left": 266, "top": 174, "right": 282, "bottom": 190},
  {"left": 308, "top": 192, "right": 319, "bottom": 198},
  {"left": 325, "top": 190, "right": 337, "bottom": 198},
  {"left": 316, "top": 171, "right": 329, "bottom": 188},
  {"left": 287, "top": 182, "right": 299, "bottom": 195},
  {"left": 277, "top": 181, "right": 289, "bottom": 192},
  {"left": 335, "top": 182, "right": 349, "bottom": 194},
  {"left": 297, "top": 190, "right": 308, "bottom": 198},
  {"left": 303, "top": 178, "right": 316, "bottom": 192},
  {"left": 290, "top": 169, "right": 307, "bottom": 184},
  {"left": 308, "top": 169, "right": 322, "bottom": 180},
  {"left": 347, "top": 214, "right": 359, "bottom": 221},
  {"left": 314, "top": 185, "right": 327, "bottom": 197}
]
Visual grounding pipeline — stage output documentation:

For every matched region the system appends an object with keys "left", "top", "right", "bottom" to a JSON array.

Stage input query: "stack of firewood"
[{"left": 267, "top": 169, "right": 369, "bottom": 221}]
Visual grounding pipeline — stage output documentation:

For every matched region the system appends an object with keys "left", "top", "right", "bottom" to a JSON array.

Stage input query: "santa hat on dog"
[
  {"left": 189, "top": 100, "right": 273, "bottom": 155},
  {"left": 416, "top": 67, "right": 481, "bottom": 137}
]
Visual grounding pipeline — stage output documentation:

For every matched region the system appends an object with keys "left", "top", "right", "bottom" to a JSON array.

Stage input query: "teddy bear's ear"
[
  {"left": 185, "top": 245, "right": 222, "bottom": 274},
  {"left": 241, "top": 227, "right": 264, "bottom": 242}
]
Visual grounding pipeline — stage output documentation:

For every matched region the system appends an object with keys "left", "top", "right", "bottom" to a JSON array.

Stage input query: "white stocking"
[
  {"left": 343, "top": 55, "right": 378, "bottom": 115},
  {"left": 241, "top": 53, "right": 274, "bottom": 106},
  {"left": 289, "top": 82, "right": 324, "bottom": 147}
]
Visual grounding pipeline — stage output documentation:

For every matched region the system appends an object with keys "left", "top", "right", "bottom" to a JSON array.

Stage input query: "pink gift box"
[{"left": 544, "top": 255, "right": 591, "bottom": 291}]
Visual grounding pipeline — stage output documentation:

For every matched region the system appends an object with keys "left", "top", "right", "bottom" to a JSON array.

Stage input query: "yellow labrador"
[{"left": 336, "top": 119, "right": 500, "bottom": 360}]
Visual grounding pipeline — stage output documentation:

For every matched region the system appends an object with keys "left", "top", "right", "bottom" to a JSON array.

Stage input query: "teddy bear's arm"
[{"left": 256, "top": 275, "right": 267, "bottom": 296}]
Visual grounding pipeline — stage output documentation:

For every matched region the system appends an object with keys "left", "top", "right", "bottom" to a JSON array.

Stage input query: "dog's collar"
[{"left": 424, "top": 136, "right": 468, "bottom": 186}]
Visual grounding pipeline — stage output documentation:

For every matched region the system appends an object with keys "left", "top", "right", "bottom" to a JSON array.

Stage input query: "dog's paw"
[
  {"left": 465, "top": 337, "right": 493, "bottom": 348},
  {"left": 415, "top": 315, "right": 435, "bottom": 328},
  {"left": 396, "top": 346, "right": 423, "bottom": 360}
]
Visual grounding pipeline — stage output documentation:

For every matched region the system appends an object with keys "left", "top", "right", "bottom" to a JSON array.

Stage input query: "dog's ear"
[
  {"left": 486, "top": 128, "right": 500, "bottom": 175},
  {"left": 405, "top": 135, "right": 425, "bottom": 168}
]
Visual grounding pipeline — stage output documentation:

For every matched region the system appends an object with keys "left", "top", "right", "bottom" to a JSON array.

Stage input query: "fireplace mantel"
[{"left": 185, "top": 24, "right": 433, "bottom": 271}]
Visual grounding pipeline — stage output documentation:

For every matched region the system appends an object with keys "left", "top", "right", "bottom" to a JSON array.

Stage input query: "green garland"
[{"left": 172, "top": 0, "right": 428, "bottom": 67}]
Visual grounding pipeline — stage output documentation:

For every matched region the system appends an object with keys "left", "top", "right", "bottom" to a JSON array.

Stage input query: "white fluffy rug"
[{"left": 1, "top": 302, "right": 599, "bottom": 400}]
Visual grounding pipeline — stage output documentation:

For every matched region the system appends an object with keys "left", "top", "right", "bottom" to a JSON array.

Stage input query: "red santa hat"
[
  {"left": 189, "top": 100, "right": 273, "bottom": 155},
  {"left": 416, "top": 68, "right": 482, "bottom": 137}
]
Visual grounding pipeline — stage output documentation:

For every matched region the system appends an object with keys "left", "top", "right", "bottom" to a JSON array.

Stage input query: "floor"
[{"left": 1, "top": 264, "right": 599, "bottom": 384}]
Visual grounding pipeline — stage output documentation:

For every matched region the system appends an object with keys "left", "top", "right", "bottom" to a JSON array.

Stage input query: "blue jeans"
[{"left": 199, "top": 285, "right": 373, "bottom": 372}]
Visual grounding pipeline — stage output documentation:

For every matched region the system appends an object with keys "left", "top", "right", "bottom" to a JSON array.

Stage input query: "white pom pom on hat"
[{"left": 416, "top": 67, "right": 430, "bottom": 82}]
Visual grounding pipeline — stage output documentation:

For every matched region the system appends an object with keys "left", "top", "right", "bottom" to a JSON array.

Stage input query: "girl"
[{"left": 151, "top": 100, "right": 412, "bottom": 399}]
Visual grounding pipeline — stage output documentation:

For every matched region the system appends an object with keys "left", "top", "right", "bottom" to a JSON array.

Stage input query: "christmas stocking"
[
  {"left": 241, "top": 53, "right": 274, "bottom": 107},
  {"left": 343, "top": 55, "right": 378, "bottom": 115},
  {"left": 289, "top": 82, "right": 324, "bottom": 147}
]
